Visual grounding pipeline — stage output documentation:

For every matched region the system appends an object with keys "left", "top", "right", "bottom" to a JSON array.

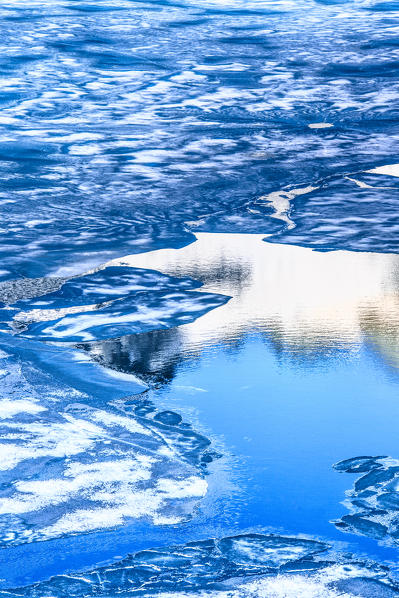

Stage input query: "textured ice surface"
[
  {"left": 265, "top": 172, "right": 399, "bottom": 253},
  {"left": 1, "top": 532, "right": 398, "bottom": 597},
  {"left": 0, "top": 0, "right": 399, "bottom": 285},
  {"left": 11, "top": 267, "right": 201, "bottom": 309},
  {"left": 112, "top": 396, "right": 218, "bottom": 467},
  {"left": 333, "top": 456, "right": 399, "bottom": 546},
  {"left": 0, "top": 333, "right": 146, "bottom": 401},
  {"left": 149, "top": 574, "right": 399, "bottom": 598},
  {"left": 151, "top": 574, "right": 399, "bottom": 597},
  {"left": 0, "top": 276, "right": 66, "bottom": 305},
  {"left": 17, "top": 290, "right": 228, "bottom": 342},
  {"left": 3, "top": 266, "right": 229, "bottom": 342},
  {"left": 0, "top": 533, "right": 329, "bottom": 595},
  {"left": 0, "top": 348, "right": 214, "bottom": 548}
]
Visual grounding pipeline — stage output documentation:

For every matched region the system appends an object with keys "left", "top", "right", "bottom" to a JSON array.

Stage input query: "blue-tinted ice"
[
  {"left": 0, "top": 348, "right": 221, "bottom": 549},
  {"left": 1, "top": 0, "right": 399, "bottom": 285},
  {"left": 1, "top": 0, "right": 399, "bottom": 595},
  {"left": 0, "top": 266, "right": 228, "bottom": 342},
  {"left": 2, "top": 532, "right": 399, "bottom": 597},
  {"left": 333, "top": 456, "right": 399, "bottom": 547}
]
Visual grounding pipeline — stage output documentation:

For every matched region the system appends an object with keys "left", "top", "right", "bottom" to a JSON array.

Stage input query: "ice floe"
[
  {"left": 18, "top": 290, "right": 228, "bottom": 343},
  {"left": 5, "top": 266, "right": 229, "bottom": 343},
  {"left": 333, "top": 455, "right": 399, "bottom": 547},
  {"left": 1, "top": 532, "right": 398, "bottom": 597},
  {"left": 0, "top": 348, "right": 215, "bottom": 548}
]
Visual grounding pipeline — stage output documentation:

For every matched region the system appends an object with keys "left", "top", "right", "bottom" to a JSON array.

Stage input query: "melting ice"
[
  {"left": 1, "top": 0, "right": 399, "bottom": 594},
  {"left": 1, "top": 532, "right": 399, "bottom": 597},
  {"left": 333, "top": 456, "right": 399, "bottom": 547},
  {"left": 0, "top": 333, "right": 216, "bottom": 548}
]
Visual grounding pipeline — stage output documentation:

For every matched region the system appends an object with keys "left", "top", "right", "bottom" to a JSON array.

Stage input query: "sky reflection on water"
[
  {"left": 92, "top": 232, "right": 399, "bottom": 372},
  {"left": 76, "top": 234, "right": 399, "bottom": 568}
]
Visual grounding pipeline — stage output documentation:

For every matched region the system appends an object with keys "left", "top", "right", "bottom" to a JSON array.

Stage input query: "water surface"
[{"left": 1, "top": 0, "right": 399, "bottom": 595}]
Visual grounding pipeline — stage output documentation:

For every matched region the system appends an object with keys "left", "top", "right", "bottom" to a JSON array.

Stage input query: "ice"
[
  {"left": 0, "top": 533, "right": 329, "bottom": 596},
  {"left": 0, "top": 351, "right": 215, "bottom": 548},
  {"left": 2, "top": 0, "right": 399, "bottom": 592},
  {"left": 333, "top": 455, "right": 399, "bottom": 546},
  {"left": 18, "top": 290, "right": 229, "bottom": 343},
  {"left": 264, "top": 174, "right": 399, "bottom": 253},
  {"left": 0, "top": 276, "right": 66, "bottom": 305},
  {"left": 333, "top": 456, "right": 386, "bottom": 474},
  {"left": 10, "top": 266, "right": 202, "bottom": 311},
  {"left": 354, "top": 468, "right": 399, "bottom": 493},
  {"left": 3, "top": 266, "right": 229, "bottom": 343},
  {"left": 1, "top": 532, "right": 398, "bottom": 597},
  {"left": 1, "top": 0, "right": 399, "bottom": 289},
  {"left": 112, "top": 397, "right": 217, "bottom": 467},
  {"left": 217, "top": 534, "right": 327, "bottom": 569},
  {"left": 0, "top": 260, "right": 229, "bottom": 553},
  {"left": 337, "top": 515, "right": 388, "bottom": 540},
  {"left": 0, "top": 398, "right": 45, "bottom": 419},
  {"left": 308, "top": 122, "right": 334, "bottom": 129},
  {"left": 331, "top": 577, "right": 399, "bottom": 597},
  {"left": 377, "top": 493, "right": 399, "bottom": 510},
  {"left": 1, "top": 333, "right": 146, "bottom": 400}
]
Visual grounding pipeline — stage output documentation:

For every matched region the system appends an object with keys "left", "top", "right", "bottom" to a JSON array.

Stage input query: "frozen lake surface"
[{"left": 1, "top": 0, "right": 399, "bottom": 596}]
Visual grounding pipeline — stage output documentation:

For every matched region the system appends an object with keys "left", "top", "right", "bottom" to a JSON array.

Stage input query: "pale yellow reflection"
[{"left": 109, "top": 233, "right": 399, "bottom": 365}]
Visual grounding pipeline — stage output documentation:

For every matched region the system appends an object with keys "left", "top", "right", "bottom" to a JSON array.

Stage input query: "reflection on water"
[
  {"left": 73, "top": 232, "right": 399, "bottom": 581},
  {"left": 361, "top": 304, "right": 399, "bottom": 371},
  {"left": 86, "top": 233, "right": 399, "bottom": 377},
  {"left": 3, "top": 234, "right": 399, "bottom": 589}
]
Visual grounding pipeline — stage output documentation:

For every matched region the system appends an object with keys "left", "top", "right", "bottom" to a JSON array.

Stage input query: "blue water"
[{"left": 1, "top": 0, "right": 399, "bottom": 596}]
